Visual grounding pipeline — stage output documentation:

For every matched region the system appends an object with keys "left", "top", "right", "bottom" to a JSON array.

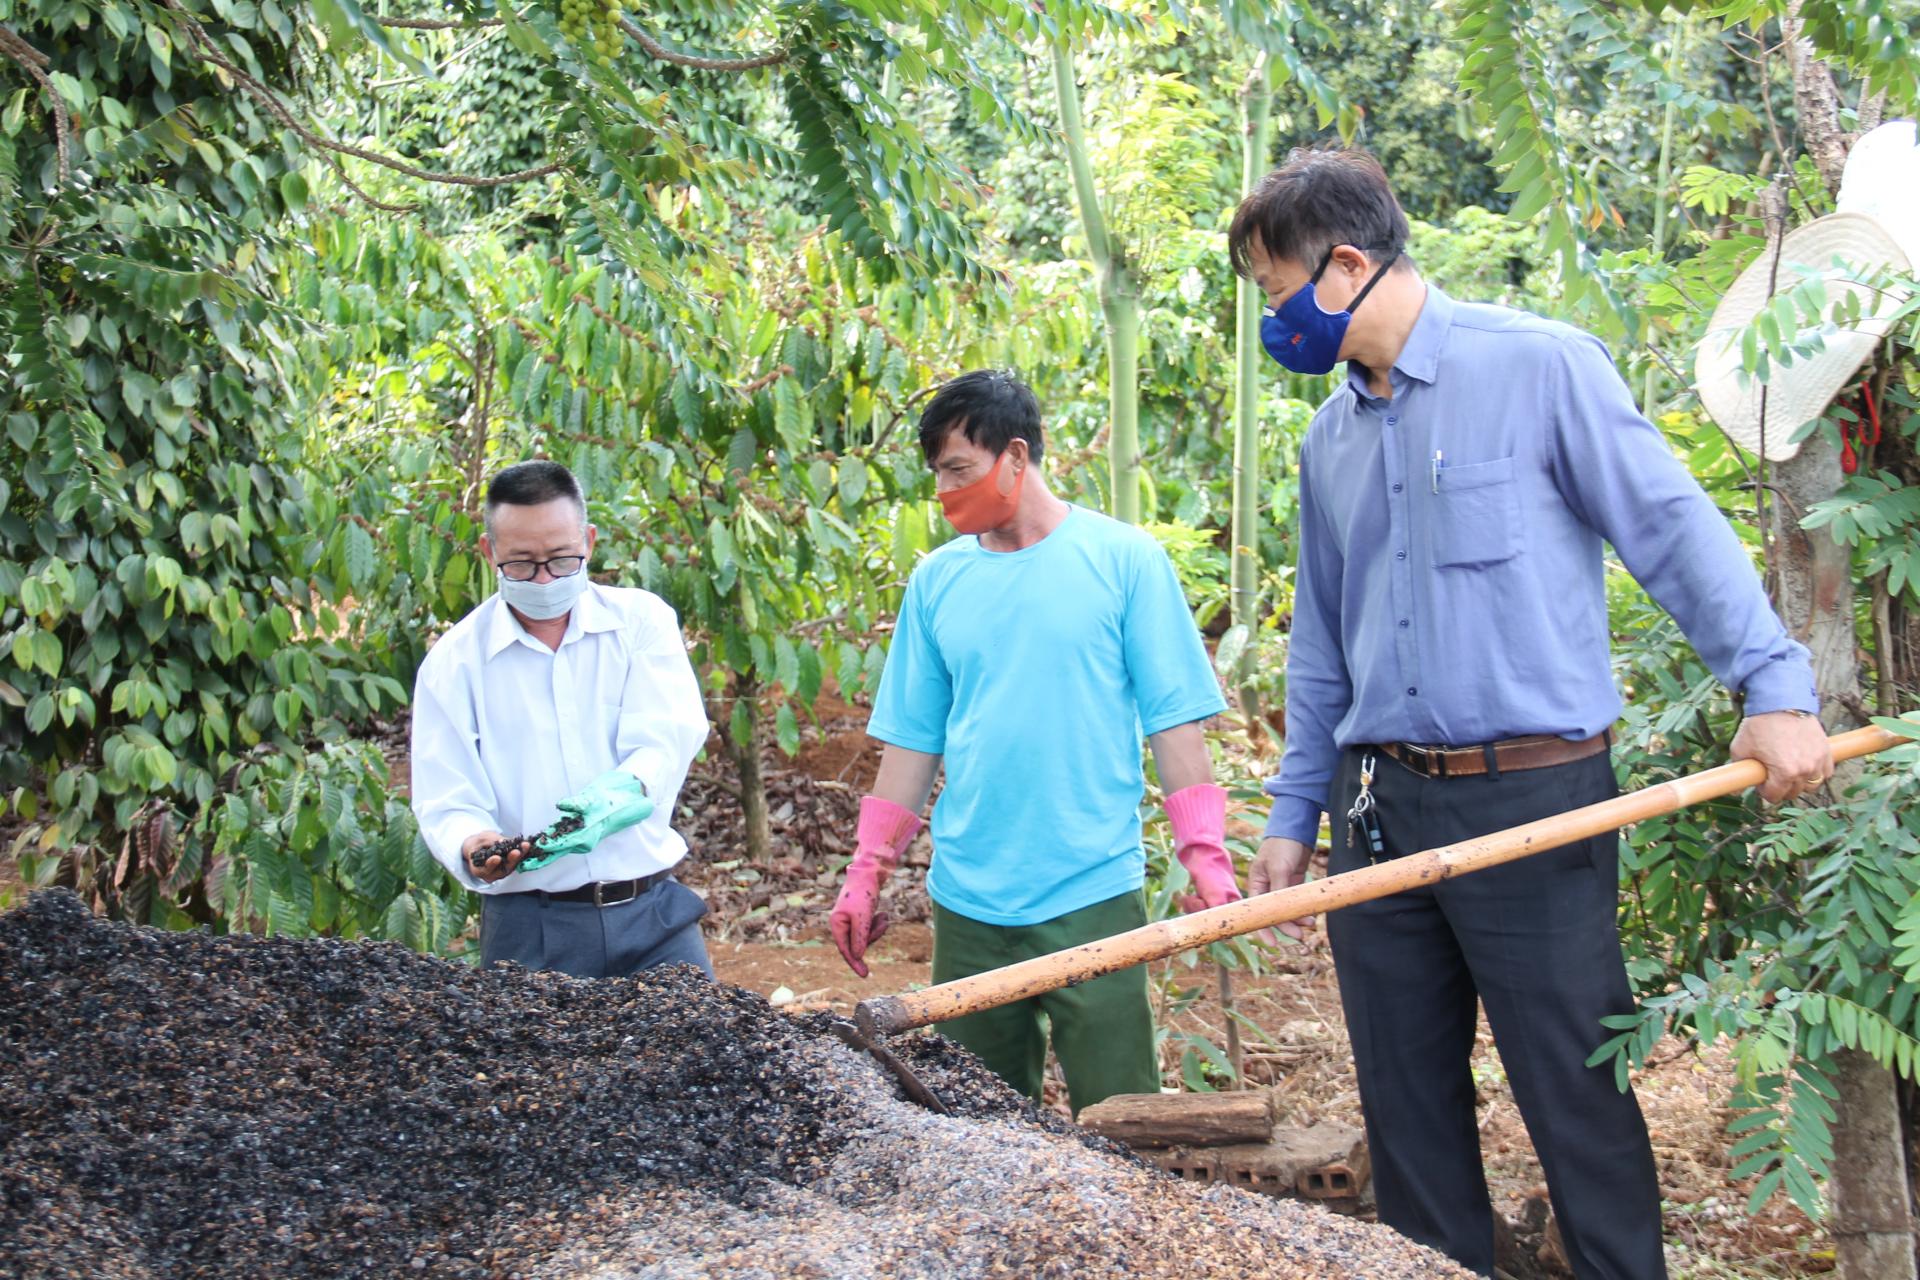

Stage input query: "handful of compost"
[{"left": 466, "top": 770, "right": 654, "bottom": 876}]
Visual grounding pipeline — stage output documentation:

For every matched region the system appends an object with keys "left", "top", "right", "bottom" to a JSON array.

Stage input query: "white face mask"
[{"left": 497, "top": 568, "right": 588, "bottom": 620}]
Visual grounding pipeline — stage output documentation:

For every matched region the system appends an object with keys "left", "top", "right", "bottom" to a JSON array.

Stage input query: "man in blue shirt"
[
  {"left": 1231, "top": 148, "right": 1834, "bottom": 1279},
  {"left": 829, "top": 370, "right": 1234, "bottom": 1114}
]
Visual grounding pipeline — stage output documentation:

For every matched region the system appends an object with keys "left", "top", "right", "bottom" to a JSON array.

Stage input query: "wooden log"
[{"left": 1078, "top": 1089, "right": 1276, "bottom": 1148}]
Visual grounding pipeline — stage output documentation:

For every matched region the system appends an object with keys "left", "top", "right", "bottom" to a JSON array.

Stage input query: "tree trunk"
[
  {"left": 1052, "top": 39, "right": 1141, "bottom": 524},
  {"left": 1781, "top": 5, "right": 1848, "bottom": 192},
  {"left": 1830, "top": 1049, "right": 1920, "bottom": 1277},
  {"left": 1230, "top": 52, "right": 1277, "bottom": 731},
  {"left": 1772, "top": 436, "right": 1866, "bottom": 725},
  {"left": 1769, "top": 34, "right": 1917, "bottom": 1263},
  {"left": 1775, "top": 431, "right": 1915, "bottom": 1280},
  {"left": 724, "top": 675, "right": 774, "bottom": 866}
]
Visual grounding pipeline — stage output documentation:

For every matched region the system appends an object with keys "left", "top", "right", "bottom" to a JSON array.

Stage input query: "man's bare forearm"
[
  {"left": 871, "top": 744, "right": 941, "bottom": 814},
  {"left": 1147, "top": 720, "right": 1214, "bottom": 794}
]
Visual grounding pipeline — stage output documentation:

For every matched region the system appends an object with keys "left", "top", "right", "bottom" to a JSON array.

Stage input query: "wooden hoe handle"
[{"left": 855, "top": 726, "right": 1909, "bottom": 1038}]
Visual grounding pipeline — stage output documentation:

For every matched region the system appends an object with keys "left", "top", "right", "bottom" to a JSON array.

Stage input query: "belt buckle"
[
  {"left": 594, "top": 875, "right": 653, "bottom": 908},
  {"left": 1400, "top": 743, "right": 1434, "bottom": 775}
]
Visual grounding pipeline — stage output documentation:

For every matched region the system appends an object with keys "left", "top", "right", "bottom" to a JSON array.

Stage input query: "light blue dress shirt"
[{"left": 1263, "top": 286, "right": 1818, "bottom": 844}]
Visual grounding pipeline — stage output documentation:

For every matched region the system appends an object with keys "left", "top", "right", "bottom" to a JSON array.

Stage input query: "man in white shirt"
[{"left": 410, "top": 461, "right": 713, "bottom": 978}]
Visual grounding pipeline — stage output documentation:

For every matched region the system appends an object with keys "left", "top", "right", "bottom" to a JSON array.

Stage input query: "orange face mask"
[{"left": 938, "top": 451, "right": 1025, "bottom": 535}]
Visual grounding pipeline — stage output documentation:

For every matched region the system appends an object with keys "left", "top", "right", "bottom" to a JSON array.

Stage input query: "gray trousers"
[{"left": 479, "top": 878, "right": 713, "bottom": 979}]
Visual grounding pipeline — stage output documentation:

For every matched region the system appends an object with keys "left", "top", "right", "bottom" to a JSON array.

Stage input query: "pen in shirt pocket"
[{"left": 1430, "top": 449, "right": 1444, "bottom": 493}]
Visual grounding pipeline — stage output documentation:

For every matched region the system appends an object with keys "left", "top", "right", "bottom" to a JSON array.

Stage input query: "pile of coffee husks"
[{"left": 0, "top": 892, "right": 1469, "bottom": 1279}]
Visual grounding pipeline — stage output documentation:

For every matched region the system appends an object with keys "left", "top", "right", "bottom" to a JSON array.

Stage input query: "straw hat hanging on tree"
[
  {"left": 1693, "top": 210, "right": 1910, "bottom": 462},
  {"left": 1696, "top": 125, "right": 1920, "bottom": 462},
  {"left": 1838, "top": 121, "right": 1920, "bottom": 266}
]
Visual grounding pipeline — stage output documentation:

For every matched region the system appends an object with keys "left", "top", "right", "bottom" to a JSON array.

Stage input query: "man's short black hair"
[
  {"left": 918, "top": 369, "right": 1045, "bottom": 465},
  {"left": 484, "top": 461, "right": 585, "bottom": 537},
  {"left": 1227, "top": 146, "right": 1412, "bottom": 278}
]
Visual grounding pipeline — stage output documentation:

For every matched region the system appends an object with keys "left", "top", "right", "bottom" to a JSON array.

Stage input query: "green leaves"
[
  {"left": 1607, "top": 622, "right": 1920, "bottom": 1221},
  {"left": 1786, "top": 0, "right": 1920, "bottom": 117},
  {"left": 1454, "top": 0, "right": 1637, "bottom": 330},
  {"left": 280, "top": 170, "right": 308, "bottom": 213},
  {"left": 0, "top": 0, "right": 430, "bottom": 938},
  {"left": 343, "top": 521, "right": 377, "bottom": 589},
  {"left": 307, "top": 0, "right": 430, "bottom": 75},
  {"left": 1679, "top": 164, "right": 1765, "bottom": 219},
  {"left": 187, "top": 744, "right": 472, "bottom": 948},
  {"left": 784, "top": 45, "right": 992, "bottom": 283},
  {"left": 1218, "top": 0, "right": 1351, "bottom": 134},
  {"left": 10, "top": 628, "right": 63, "bottom": 679}
]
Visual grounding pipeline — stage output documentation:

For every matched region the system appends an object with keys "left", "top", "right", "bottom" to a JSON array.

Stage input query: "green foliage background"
[{"left": 4, "top": 0, "right": 1920, "bottom": 1226}]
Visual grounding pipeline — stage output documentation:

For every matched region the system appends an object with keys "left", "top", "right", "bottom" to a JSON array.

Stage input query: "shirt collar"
[
  {"left": 481, "top": 582, "right": 620, "bottom": 660},
  {"left": 1345, "top": 283, "right": 1452, "bottom": 401},
  {"left": 572, "top": 582, "right": 624, "bottom": 635}
]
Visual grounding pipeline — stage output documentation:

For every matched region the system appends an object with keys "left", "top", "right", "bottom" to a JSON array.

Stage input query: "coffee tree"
[
  {"left": 0, "top": 0, "right": 1129, "bottom": 928},
  {"left": 0, "top": 0, "right": 474, "bottom": 943}
]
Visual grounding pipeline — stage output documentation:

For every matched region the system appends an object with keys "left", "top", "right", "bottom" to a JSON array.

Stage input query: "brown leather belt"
[{"left": 1378, "top": 731, "right": 1611, "bottom": 779}]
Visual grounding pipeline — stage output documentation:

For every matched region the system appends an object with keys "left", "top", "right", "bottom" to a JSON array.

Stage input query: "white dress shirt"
[{"left": 410, "top": 583, "right": 709, "bottom": 893}]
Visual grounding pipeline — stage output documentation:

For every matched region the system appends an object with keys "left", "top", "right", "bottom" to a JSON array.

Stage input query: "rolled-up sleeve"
[
  {"left": 1547, "top": 333, "right": 1817, "bottom": 715},
  {"left": 409, "top": 661, "right": 497, "bottom": 892},
  {"left": 1265, "top": 434, "right": 1354, "bottom": 844}
]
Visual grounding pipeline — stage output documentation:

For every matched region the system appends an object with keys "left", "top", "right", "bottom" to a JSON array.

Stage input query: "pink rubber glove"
[
  {"left": 831, "top": 796, "right": 923, "bottom": 978},
  {"left": 1165, "top": 783, "right": 1241, "bottom": 914}
]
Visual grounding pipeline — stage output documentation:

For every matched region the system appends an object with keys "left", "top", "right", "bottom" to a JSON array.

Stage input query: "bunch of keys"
[{"left": 1346, "top": 752, "right": 1386, "bottom": 863}]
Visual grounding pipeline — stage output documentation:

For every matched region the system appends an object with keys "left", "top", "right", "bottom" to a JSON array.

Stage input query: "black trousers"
[{"left": 1325, "top": 747, "right": 1666, "bottom": 1280}]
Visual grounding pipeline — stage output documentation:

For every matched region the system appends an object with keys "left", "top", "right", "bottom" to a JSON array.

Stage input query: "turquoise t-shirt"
[{"left": 868, "top": 506, "right": 1227, "bottom": 926}]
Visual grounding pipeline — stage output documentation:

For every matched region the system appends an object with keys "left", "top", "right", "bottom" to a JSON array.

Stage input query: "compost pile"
[{"left": 0, "top": 891, "right": 1470, "bottom": 1280}]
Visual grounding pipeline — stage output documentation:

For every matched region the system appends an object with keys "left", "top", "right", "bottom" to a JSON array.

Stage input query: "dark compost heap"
[{"left": 0, "top": 891, "right": 1470, "bottom": 1279}]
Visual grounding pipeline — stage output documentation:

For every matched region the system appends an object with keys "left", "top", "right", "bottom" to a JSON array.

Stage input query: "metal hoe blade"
[{"left": 827, "top": 1018, "right": 950, "bottom": 1114}]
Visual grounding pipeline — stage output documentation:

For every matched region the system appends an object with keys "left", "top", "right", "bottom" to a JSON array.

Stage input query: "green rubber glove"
[{"left": 522, "top": 770, "right": 654, "bottom": 870}]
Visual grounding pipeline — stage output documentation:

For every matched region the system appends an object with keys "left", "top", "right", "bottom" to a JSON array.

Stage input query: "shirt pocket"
[{"left": 1431, "top": 456, "right": 1520, "bottom": 569}]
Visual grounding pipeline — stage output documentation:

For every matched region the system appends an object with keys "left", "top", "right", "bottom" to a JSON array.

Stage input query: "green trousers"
[{"left": 931, "top": 888, "right": 1159, "bottom": 1116}]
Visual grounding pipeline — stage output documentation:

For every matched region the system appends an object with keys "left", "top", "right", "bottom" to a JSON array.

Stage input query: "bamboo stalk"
[
  {"left": 1639, "top": 17, "right": 1687, "bottom": 419},
  {"left": 1051, "top": 37, "right": 1141, "bottom": 524},
  {"left": 857, "top": 727, "right": 1908, "bottom": 1037},
  {"left": 1230, "top": 52, "right": 1278, "bottom": 739},
  {"left": 1230, "top": 52, "right": 1276, "bottom": 639}
]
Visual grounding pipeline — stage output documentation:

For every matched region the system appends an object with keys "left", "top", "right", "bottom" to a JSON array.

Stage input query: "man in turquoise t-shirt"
[{"left": 829, "top": 369, "right": 1236, "bottom": 1114}]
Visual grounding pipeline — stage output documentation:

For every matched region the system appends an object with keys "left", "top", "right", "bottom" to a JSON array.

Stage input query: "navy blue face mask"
[{"left": 1260, "top": 245, "right": 1401, "bottom": 375}]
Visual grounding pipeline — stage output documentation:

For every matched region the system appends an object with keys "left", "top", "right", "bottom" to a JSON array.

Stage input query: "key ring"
[{"left": 1347, "top": 752, "right": 1378, "bottom": 821}]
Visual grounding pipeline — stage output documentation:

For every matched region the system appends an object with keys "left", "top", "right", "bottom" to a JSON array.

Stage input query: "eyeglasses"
[{"left": 496, "top": 555, "right": 587, "bottom": 582}]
